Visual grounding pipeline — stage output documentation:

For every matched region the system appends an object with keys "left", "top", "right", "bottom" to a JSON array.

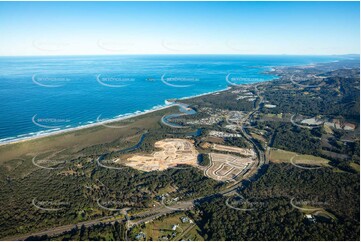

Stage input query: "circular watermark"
[
  {"left": 32, "top": 114, "right": 71, "bottom": 129},
  {"left": 289, "top": 155, "right": 324, "bottom": 170},
  {"left": 290, "top": 197, "right": 328, "bottom": 212},
  {"left": 32, "top": 149, "right": 67, "bottom": 170},
  {"left": 96, "top": 74, "right": 135, "bottom": 88},
  {"left": 32, "top": 197, "right": 69, "bottom": 211},
  {"left": 32, "top": 40, "right": 70, "bottom": 52},
  {"left": 97, "top": 157, "right": 125, "bottom": 170},
  {"left": 290, "top": 74, "right": 325, "bottom": 88},
  {"left": 226, "top": 74, "right": 264, "bottom": 86},
  {"left": 96, "top": 114, "right": 132, "bottom": 129},
  {"left": 97, "top": 39, "right": 135, "bottom": 52},
  {"left": 161, "top": 196, "right": 193, "bottom": 211},
  {"left": 290, "top": 114, "right": 323, "bottom": 130},
  {"left": 161, "top": 74, "right": 199, "bottom": 88},
  {"left": 32, "top": 74, "right": 70, "bottom": 88},
  {"left": 225, "top": 195, "right": 266, "bottom": 211},
  {"left": 96, "top": 199, "right": 126, "bottom": 212},
  {"left": 161, "top": 39, "right": 199, "bottom": 52}
]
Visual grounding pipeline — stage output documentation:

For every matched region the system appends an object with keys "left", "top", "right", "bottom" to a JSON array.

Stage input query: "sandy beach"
[{"left": 0, "top": 87, "right": 232, "bottom": 147}]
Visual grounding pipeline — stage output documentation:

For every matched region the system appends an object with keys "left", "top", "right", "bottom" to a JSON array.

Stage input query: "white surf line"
[
  {"left": 0, "top": 87, "right": 234, "bottom": 147},
  {"left": 0, "top": 104, "right": 175, "bottom": 147}
]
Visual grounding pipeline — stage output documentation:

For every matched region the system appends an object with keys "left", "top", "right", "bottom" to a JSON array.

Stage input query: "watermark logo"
[
  {"left": 32, "top": 74, "right": 70, "bottom": 88},
  {"left": 97, "top": 199, "right": 125, "bottom": 211},
  {"left": 97, "top": 39, "right": 135, "bottom": 52},
  {"left": 32, "top": 40, "right": 70, "bottom": 52},
  {"left": 226, "top": 73, "right": 263, "bottom": 86},
  {"left": 97, "top": 157, "right": 125, "bottom": 170},
  {"left": 96, "top": 74, "right": 135, "bottom": 88},
  {"left": 290, "top": 114, "right": 323, "bottom": 130},
  {"left": 32, "top": 114, "right": 71, "bottom": 129},
  {"left": 289, "top": 154, "right": 324, "bottom": 170},
  {"left": 161, "top": 74, "right": 199, "bottom": 88},
  {"left": 290, "top": 197, "right": 328, "bottom": 212},
  {"left": 32, "top": 149, "right": 67, "bottom": 170},
  {"left": 96, "top": 114, "right": 133, "bottom": 129},
  {"left": 290, "top": 74, "right": 324, "bottom": 88},
  {"left": 225, "top": 195, "right": 266, "bottom": 211},
  {"left": 161, "top": 39, "right": 199, "bottom": 52},
  {"left": 161, "top": 196, "right": 193, "bottom": 211},
  {"left": 32, "top": 198, "right": 69, "bottom": 211}
]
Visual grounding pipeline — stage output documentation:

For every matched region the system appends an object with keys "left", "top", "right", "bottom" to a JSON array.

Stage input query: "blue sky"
[{"left": 0, "top": 1, "right": 359, "bottom": 56}]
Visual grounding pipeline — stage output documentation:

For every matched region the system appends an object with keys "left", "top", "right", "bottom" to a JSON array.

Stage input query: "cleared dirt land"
[
  {"left": 206, "top": 150, "right": 256, "bottom": 182},
  {"left": 212, "top": 144, "right": 255, "bottom": 156},
  {"left": 125, "top": 139, "right": 198, "bottom": 171}
]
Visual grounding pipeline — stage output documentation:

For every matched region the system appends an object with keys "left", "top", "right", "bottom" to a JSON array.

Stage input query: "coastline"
[
  {"left": 0, "top": 104, "right": 173, "bottom": 147},
  {"left": 0, "top": 56, "right": 344, "bottom": 147},
  {"left": 0, "top": 86, "right": 232, "bottom": 147}
]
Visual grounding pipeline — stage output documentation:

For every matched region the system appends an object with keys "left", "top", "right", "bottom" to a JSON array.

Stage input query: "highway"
[
  {"left": 2, "top": 203, "right": 195, "bottom": 241},
  {"left": 220, "top": 84, "right": 268, "bottom": 196}
]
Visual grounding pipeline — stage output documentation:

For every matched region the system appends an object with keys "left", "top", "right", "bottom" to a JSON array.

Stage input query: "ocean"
[{"left": 0, "top": 55, "right": 342, "bottom": 144}]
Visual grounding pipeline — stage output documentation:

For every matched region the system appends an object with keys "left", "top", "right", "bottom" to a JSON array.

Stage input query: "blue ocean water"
[{"left": 0, "top": 55, "right": 342, "bottom": 143}]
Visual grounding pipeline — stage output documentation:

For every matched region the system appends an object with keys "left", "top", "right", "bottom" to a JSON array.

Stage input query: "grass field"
[
  {"left": 299, "top": 205, "right": 337, "bottom": 221},
  {"left": 130, "top": 212, "right": 203, "bottom": 241},
  {"left": 250, "top": 132, "right": 266, "bottom": 143},
  {"left": 349, "top": 162, "right": 360, "bottom": 173},
  {"left": 270, "top": 148, "right": 330, "bottom": 167}
]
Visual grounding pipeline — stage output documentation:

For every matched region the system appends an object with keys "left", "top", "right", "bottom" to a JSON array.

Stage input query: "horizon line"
[{"left": 0, "top": 53, "right": 360, "bottom": 58}]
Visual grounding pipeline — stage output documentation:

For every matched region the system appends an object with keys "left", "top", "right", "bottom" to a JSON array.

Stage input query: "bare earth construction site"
[
  {"left": 125, "top": 139, "right": 199, "bottom": 171},
  {"left": 125, "top": 138, "right": 257, "bottom": 182},
  {"left": 206, "top": 144, "right": 257, "bottom": 181}
]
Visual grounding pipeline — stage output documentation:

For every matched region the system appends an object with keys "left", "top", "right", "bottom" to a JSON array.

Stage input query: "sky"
[{"left": 0, "top": 1, "right": 359, "bottom": 56}]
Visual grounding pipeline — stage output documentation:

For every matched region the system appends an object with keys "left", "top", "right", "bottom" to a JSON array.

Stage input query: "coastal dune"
[{"left": 0, "top": 106, "right": 176, "bottom": 164}]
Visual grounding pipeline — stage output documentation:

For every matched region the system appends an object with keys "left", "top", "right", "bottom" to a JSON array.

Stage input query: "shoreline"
[
  {"left": 0, "top": 87, "right": 232, "bottom": 147},
  {"left": 0, "top": 56, "right": 343, "bottom": 147},
  {"left": 0, "top": 104, "right": 173, "bottom": 147}
]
